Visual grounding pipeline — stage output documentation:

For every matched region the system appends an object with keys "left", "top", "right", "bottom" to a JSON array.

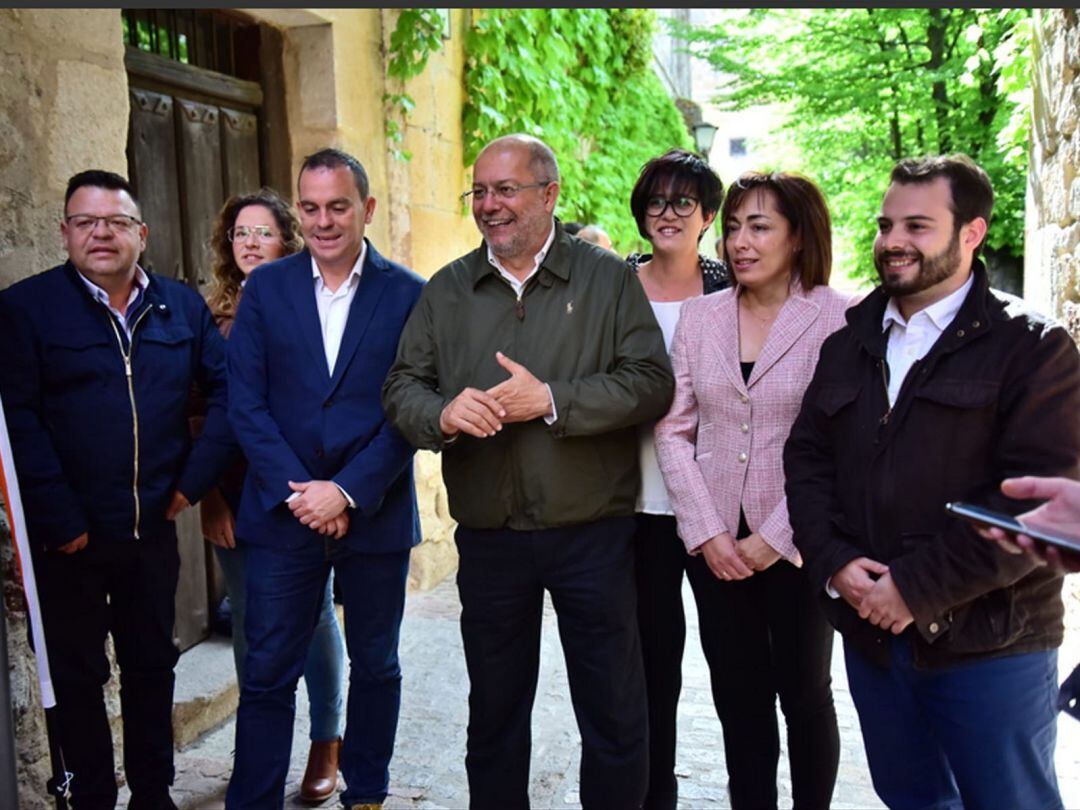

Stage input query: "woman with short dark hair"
[
  {"left": 626, "top": 148, "right": 730, "bottom": 810},
  {"left": 654, "top": 170, "right": 851, "bottom": 809}
]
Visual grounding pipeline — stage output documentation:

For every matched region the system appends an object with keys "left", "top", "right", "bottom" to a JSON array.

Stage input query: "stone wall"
[
  {"left": 1027, "top": 9, "right": 1080, "bottom": 341},
  {"left": 0, "top": 10, "right": 129, "bottom": 807}
]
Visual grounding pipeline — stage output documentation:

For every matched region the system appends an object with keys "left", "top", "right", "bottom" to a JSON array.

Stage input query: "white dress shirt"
[
  {"left": 484, "top": 221, "right": 559, "bottom": 424},
  {"left": 291, "top": 244, "right": 367, "bottom": 510},
  {"left": 486, "top": 220, "right": 556, "bottom": 297},
  {"left": 311, "top": 241, "right": 366, "bottom": 377},
  {"left": 881, "top": 272, "right": 974, "bottom": 405},
  {"left": 76, "top": 265, "right": 150, "bottom": 340},
  {"left": 826, "top": 272, "right": 974, "bottom": 599}
]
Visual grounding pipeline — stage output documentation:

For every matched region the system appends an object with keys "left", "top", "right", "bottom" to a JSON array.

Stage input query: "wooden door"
[{"left": 125, "top": 46, "right": 263, "bottom": 652}]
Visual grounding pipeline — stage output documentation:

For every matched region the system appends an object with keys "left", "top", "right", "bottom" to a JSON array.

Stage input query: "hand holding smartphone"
[{"left": 946, "top": 501, "right": 1080, "bottom": 556}]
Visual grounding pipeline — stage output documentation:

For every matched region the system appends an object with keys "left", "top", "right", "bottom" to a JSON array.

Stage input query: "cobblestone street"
[{"left": 163, "top": 577, "right": 1080, "bottom": 810}]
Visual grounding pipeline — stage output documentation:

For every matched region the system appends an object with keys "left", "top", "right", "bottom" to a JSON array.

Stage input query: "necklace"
[{"left": 741, "top": 297, "right": 782, "bottom": 327}]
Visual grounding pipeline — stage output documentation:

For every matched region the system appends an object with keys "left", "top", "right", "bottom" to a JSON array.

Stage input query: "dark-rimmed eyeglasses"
[
  {"left": 228, "top": 225, "right": 280, "bottom": 243},
  {"left": 65, "top": 214, "right": 143, "bottom": 233},
  {"left": 461, "top": 181, "right": 552, "bottom": 204},
  {"left": 645, "top": 196, "right": 700, "bottom": 218}
]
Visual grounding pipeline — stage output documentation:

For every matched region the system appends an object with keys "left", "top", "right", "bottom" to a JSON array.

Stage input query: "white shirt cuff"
[
  {"left": 542, "top": 383, "right": 558, "bottom": 425},
  {"left": 333, "top": 483, "right": 356, "bottom": 509},
  {"left": 824, "top": 577, "right": 840, "bottom": 599}
]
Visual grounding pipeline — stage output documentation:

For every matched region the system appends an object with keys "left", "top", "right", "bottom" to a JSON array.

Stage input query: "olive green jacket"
[{"left": 382, "top": 224, "right": 674, "bottom": 530}]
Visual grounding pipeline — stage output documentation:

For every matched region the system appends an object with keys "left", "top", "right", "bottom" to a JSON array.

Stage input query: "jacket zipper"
[
  {"left": 105, "top": 306, "right": 152, "bottom": 539},
  {"left": 878, "top": 358, "right": 891, "bottom": 427}
]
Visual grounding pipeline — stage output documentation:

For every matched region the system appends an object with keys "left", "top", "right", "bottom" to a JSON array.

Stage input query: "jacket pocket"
[
  {"left": 140, "top": 325, "right": 195, "bottom": 347},
  {"left": 694, "top": 422, "right": 713, "bottom": 460},
  {"left": 44, "top": 330, "right": 114, "bottom": 388},
  {"left": 940, "top": 587, "right": 1025, "bottom": 654},
  {"left": 914, "top": 379, "right": 1000, "bottom": 409},
  {"left": 910, "top": 378, "right": 1000, "bottom": 484},
  {"left": 816, "top": 383, "right": 861, "bottom": 416}
]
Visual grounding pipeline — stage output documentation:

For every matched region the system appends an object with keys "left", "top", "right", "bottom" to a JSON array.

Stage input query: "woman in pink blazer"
[{"left": 655, "top": 172, "right": 853, "bottom": 810}]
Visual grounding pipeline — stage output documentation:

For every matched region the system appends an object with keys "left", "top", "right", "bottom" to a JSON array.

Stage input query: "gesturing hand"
[
  {"left": 439, "top": 388, "right": 505, "bottom": 439},
  {"left": 288, "top": 480, "right": 348, "bottom": 531},
  {"left": 700, "top": 532, "right": 754, "bottom": 581},
  {"left": 486, "top": 352, "right": 553, "bottom": 423}
]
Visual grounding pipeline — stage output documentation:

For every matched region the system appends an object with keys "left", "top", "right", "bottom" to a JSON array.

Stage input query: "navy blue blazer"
[
  {"left": 0, "top": 263, "right": 232, "bottom": 552},
  {"left": 227, "top": 242, "right": 424, "bottom": 553}
]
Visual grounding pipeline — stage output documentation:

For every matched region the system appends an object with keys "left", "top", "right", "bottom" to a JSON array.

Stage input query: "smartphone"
[{"left": 945, "top": 501, "right": 1080, "bottom": 555}]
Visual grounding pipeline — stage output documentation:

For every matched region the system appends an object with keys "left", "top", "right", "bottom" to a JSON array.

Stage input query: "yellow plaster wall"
[
  {"left": 273, "top": 9, "right": 476, "bottom": 277},
  {"left": 276, "top": 10, "right": 393, "bottom": 251},
  {"left": 399, "top": 8, "right": 478, "bottom": 278}
]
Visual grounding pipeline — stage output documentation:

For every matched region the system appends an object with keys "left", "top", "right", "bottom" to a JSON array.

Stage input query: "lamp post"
[{"left": 693, "top": 121, "right": 718, "bottom": 159}]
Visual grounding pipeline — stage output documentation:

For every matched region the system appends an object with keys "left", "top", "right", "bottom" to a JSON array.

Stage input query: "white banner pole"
[{"left": 0, "top": 390, "right": 55, "bottom": 708}]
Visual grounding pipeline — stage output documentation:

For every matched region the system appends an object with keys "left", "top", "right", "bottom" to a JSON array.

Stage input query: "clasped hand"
[
  {"left": 833, "top": 557, "right": 913, "bottom": 635},
  {"left": 701, "top": 531, "right": 781, "bottom": 582},
  {"left": 288, "top": 480, "right": 349, "bottom": 540},
  {"left": 439, "top": 351, "right": 552, "bottom": 439}
]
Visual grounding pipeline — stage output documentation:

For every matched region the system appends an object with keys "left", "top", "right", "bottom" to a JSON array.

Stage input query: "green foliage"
[
  {"left": 462, "top": 9, "right": 694, "bottom": 252},
  {"left": 385, "top": 9, "right": 445, "bottom": 160},
  {"left": 681, "top": 9, "right": 1031, "bottom": 282}
]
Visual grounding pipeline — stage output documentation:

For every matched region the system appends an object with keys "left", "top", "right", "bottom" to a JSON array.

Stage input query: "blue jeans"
[
  {"left": 214, "top": 543, "right": 345, "bottom": 741},
  {"left": 844, "top": 636, "right": 1062, "bottom": 810},
  {"left": 225, "top": 540, "right": 410, "bottom": 809}
]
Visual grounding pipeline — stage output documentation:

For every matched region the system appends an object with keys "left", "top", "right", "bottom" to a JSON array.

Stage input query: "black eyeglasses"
[
  {"left": 461, "top": 181, "right": 552, "bottom": 204},
  {"left": 645, "top": 195, "right": 700, "bottom": 218}
]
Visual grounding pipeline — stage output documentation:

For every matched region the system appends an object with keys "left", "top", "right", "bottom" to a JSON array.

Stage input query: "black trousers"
[
  {"left": 34, "top": 532, "right": 181, "bottom": 810},
  {"left": 634, "top": 514, "right": 839, "bottom": 810},
  {"left": 455, "top": 516, "right": 648, "bottom": 810}
]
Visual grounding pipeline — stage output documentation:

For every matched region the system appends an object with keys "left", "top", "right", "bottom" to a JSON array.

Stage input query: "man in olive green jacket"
[{"left": 382, "top": 134, "right": 673, "bottom": 810}]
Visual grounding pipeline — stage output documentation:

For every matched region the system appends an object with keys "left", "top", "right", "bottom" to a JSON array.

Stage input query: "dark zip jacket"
[
  {"left": 382, "top": 223, "right": 674, "bottom": 530},
  {"left": 0, "top": 262, "right": 232, "bottom": 552},
  {"left": 784, "top": 262, "right": 1080, "bottom": 669}
]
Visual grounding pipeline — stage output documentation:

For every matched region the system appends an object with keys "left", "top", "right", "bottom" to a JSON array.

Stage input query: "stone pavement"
[{"left": 156, "top": 578, "right": 1080, "bottom": 810}]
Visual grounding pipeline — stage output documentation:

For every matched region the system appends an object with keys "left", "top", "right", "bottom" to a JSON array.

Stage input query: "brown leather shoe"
[{"left": 298, "top": 736, "right": 341, "bottom": 803}]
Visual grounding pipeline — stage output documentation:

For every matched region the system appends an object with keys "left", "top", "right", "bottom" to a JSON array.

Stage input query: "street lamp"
[{"left": 693, "top": 121, "right": 718, "bottom": 158}]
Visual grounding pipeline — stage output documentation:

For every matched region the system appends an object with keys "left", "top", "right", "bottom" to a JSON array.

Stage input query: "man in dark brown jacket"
[
  {"left": 383, "top": 134, "right": 672, "bottom": 810},
  {"left": 784, "top": 155, "right": 1080, "bottom": 810}
]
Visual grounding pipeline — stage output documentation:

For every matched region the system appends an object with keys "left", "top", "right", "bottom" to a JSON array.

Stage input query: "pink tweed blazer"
[{"left": 655, "top": 283, "right": 854, "bottom": 562}]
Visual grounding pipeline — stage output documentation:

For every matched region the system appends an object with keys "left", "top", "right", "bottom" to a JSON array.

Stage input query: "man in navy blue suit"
[{"left": 224, "top": 148, "right": 424, "bottom": 810}]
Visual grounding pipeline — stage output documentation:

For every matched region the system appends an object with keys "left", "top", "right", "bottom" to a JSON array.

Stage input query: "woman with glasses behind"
[
  {"left": 655, "top": 172, "right": 851, "bottom": 809},
  {"left": 200, "top": 189, "right": 347, "bottom": 803},
  {"left": 626, "top": 149, "right": 730, "bottom": 810}
]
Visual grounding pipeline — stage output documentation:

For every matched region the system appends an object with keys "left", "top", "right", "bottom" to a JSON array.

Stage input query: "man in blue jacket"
[
  {"left": 0, "top": 170, "right": 232, "bottom": 810},
  {"left": 224, "top": 149, "right": 424, "bottom": 810}
]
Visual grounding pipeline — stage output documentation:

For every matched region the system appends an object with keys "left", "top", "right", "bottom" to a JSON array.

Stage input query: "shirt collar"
[
  {"left": 76, "top": 264, "right": 149, "bottom": 309},
  {"left": 882, "top": 271, "right": 974, "bottom": 332},
  {"left": 311, "top": 240, "right": 366, "bottom": 291},
  {"left": 486, "top": 219, "right": 556, "bottom": 277}
]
